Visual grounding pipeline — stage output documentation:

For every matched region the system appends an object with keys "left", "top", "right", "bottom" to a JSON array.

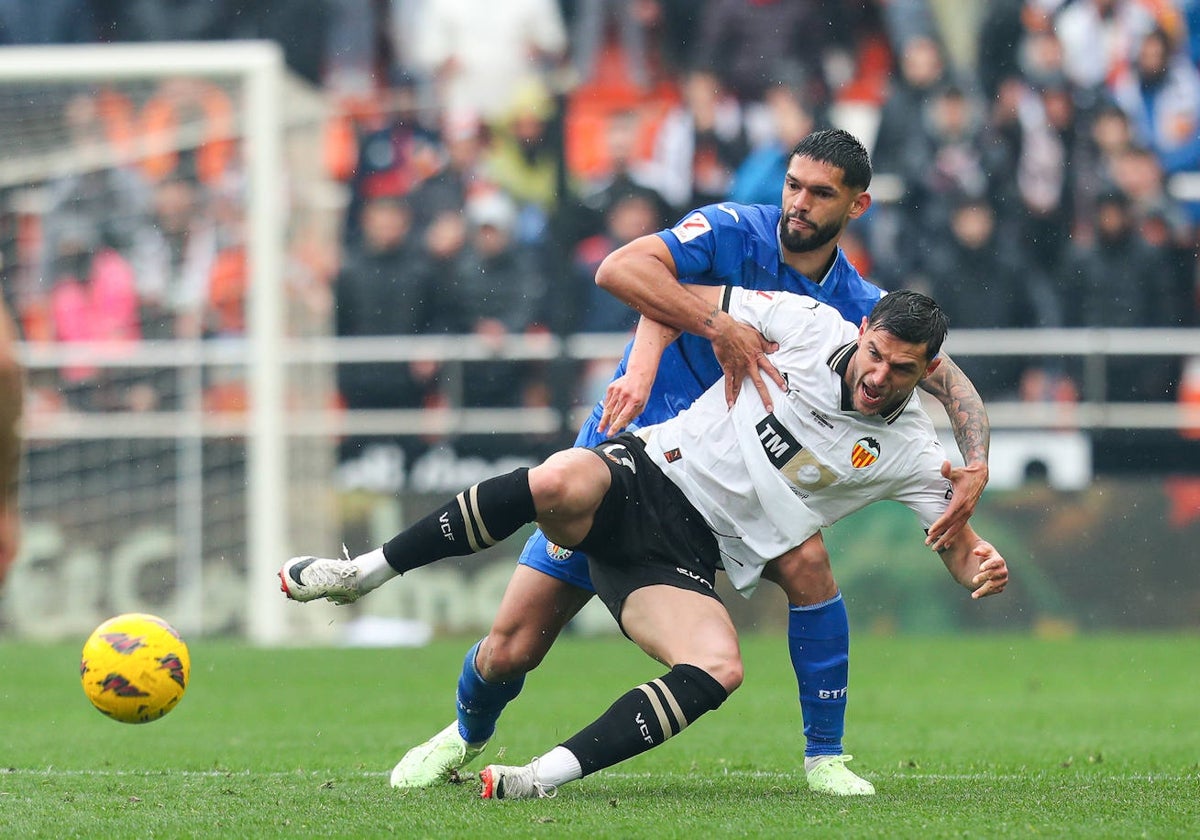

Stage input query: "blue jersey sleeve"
[{"left": 656, "top": 203, "right": 765, "bottom": 288}]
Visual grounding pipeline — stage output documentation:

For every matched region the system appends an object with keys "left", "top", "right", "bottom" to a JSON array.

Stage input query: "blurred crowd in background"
[{"left": 2, "top": 0, "right": 1198, "bottom": 437}]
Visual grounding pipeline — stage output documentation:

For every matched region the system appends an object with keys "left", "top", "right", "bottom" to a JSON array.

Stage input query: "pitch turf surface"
[{"left": 2, "top": 633, "right": 1197, "bottom": 838}]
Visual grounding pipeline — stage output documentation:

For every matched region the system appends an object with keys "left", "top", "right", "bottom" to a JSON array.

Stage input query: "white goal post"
[{"left": 0, "top": 42, "right": 298, "bottom": 644}]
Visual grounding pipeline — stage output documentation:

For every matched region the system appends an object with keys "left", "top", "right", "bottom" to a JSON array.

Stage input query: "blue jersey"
[
  {"left": 599, "top": 202, "right": 884, "bottom": 428},
  {"left": 522, "top": 201, "right": 885, "bottom": 591}
]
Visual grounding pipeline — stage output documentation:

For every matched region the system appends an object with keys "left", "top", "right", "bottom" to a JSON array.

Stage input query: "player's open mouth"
[
  {"left": 788, "top": 216, "right": 815, "bottom": 231},
  {"left": 859, "top": 382, "right": 884, "bottom": 409}
]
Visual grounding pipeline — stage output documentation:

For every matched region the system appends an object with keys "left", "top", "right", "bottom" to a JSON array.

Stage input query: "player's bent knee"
[
  {"left": 476, "top": 628, "right": 552, "bottom": 682},
  {"left": 475, "top": 641, "right": 532, "bottom": 683},
  {"left": 529, "top": 457, "right": 586, "bottom": 511},
  {"left": 767, "top": 537, "right": 837, "bottom": 604},
  {"left": 528, "top": 463, "right": 567, "bottom": 510},
  {"left": 694, "top": 655, "right": 743, "bottom": 695},
  {"left": 791, "top": 541, "right": 832, "bottom": 577}
]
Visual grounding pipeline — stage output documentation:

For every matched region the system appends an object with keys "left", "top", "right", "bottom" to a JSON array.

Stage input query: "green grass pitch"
[{"left": 2, "top": 633, "right": 1197, "bottom": 838}]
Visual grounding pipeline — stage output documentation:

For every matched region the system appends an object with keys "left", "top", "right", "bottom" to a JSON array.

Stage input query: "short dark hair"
[
  {"left": 866, "top": 290, "right": 949, "bottom": 361},
  {"left": 789, "top": 129, "right": 872, "bottom": 190}
]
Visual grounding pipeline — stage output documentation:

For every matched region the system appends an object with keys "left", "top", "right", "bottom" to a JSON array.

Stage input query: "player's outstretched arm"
[
  {"left": 596, "top": 236, "right": 782, "bottom": 409},
  {"left": 600, "top": 316, "right": 680, "bottom": 436},
  {"left": 918, "top": 353, "right": 990, "bottom": 550},
  {"left": 936, "top": 523, "right": 1008, "bottom": 600}
]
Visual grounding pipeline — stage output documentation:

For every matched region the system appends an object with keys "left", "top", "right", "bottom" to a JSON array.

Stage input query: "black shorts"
[{"left": 576, "top": 433, "right": 723, "bottom": 626}]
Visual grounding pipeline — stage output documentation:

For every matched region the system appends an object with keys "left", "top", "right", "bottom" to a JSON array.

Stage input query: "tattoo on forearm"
[
  {"left": 704, "top": 307, "right": 720, "bottom": 330},
  {"left": 923, "top": 360, "right": 991, "bottom": 465},
  {"left": 949, "top": 390, "right": 989, "bottom": 466}
]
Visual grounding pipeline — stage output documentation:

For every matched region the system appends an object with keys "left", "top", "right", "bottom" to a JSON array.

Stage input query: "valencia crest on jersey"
[{"left": 851, "top": 437, "right": 880, "bottom": 468}]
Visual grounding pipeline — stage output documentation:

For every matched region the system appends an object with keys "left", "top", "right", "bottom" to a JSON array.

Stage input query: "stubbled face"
[
  {"left": 846, "top": 323, "right": 934, "bottom": 416},
  {"left": 779, "top": 156, "right": 863, "bottom": 253}
]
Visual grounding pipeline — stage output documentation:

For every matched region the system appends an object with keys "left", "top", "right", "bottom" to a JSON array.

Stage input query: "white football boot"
[
  {"left": 479, "top": 759, "right": 557, "bottom": 800},
  {"left": 390, "top": 722, "right": 487, "bottom": 789},
  {"left": 805, "top": 754, "right": 876, "bottom": 795},
  {"left": 279, "top": 553, "right": 363, "bottom": 605}
]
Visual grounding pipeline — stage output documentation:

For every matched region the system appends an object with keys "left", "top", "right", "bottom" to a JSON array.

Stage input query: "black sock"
[
  {"left": 381, "top": 468, "right": 535, "bottom": 574},
  {"left": 561, "top": 664, "right": 728, "bottom": 777}
]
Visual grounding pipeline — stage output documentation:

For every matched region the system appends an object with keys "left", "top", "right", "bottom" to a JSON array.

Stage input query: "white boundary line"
[{"left": 1, "top": 769, "right": 1196, "bottom": 782}]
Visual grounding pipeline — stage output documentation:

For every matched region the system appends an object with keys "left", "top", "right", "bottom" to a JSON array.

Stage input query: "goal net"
[{"left": 0, "top": 43, "right": 341, "bottom": 644}]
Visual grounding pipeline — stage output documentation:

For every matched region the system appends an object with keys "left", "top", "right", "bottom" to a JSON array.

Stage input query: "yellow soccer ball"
[{"left": 80, "top": 613, "right": 191, "bottom": 724}]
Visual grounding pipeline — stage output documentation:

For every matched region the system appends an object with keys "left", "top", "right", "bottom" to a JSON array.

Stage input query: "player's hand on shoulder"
[{"left": 968, "top": 540, "right": 1008, "bottom": 599}]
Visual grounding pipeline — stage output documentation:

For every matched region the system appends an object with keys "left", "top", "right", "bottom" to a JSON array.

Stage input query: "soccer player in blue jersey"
[{"left": 281, "top": 129, "right": 991, "bottom": 796}]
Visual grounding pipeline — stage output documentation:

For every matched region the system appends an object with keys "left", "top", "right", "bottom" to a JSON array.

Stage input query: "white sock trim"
[
  {"left": 355, "top": 546, "right": 399, "bottom": 591},
  {"left": 804, "top": 754, "right": 845, "bottom": 773},
  {"left": 789, "top": 592, "right": 844, "bottom": 612},
  {"left": 535, "top": 746, "right": 583, "bottom": 787}
]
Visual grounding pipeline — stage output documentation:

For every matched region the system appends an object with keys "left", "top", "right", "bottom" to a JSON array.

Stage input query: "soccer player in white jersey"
[
  {"left": 282, "top": 288, "right": 1009, "bottom": 800},
  {"left": 282, "top": 131, "right": 991, "bottom": 797}
]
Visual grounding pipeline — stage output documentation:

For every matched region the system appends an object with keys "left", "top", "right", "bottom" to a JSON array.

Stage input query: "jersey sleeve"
[
  {"left": 891, "top": 439, "right": 954, "bottom": 530},
  {"left": 655, "top": 204, "right": 748, "bottom": 286}
]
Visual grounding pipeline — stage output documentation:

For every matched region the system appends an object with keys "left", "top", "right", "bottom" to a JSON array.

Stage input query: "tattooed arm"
[{"left": 918, "top": 352, "right": 990, "bottom": 550}]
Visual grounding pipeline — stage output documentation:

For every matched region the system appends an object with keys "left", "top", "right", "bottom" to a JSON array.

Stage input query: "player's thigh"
[
  {"left": 762, "top": 531, "right": 838, "bottom": 606},
  {"left": 619, "top": 584, "right": 743, "bottom": 692},
  {"left": 529, "top": 448, "right": 610, "bottom": 546}
]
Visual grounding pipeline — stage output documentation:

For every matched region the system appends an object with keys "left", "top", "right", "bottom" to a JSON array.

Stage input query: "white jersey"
[{"left": 639, "top": 287, "right": 952, "bottom": 596}]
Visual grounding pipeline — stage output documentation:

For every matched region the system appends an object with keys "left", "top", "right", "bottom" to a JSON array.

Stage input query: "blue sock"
[
  {"left": 787, "top": 593, "right": 849, "bottom": 757},
  {"left": 455, "top": 639, "right": 525, "bottom": 745}
]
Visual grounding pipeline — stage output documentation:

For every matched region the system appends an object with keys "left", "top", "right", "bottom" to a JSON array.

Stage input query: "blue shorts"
[{"left": 516, "top": 405, "right": 637, "bottom": 592}]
